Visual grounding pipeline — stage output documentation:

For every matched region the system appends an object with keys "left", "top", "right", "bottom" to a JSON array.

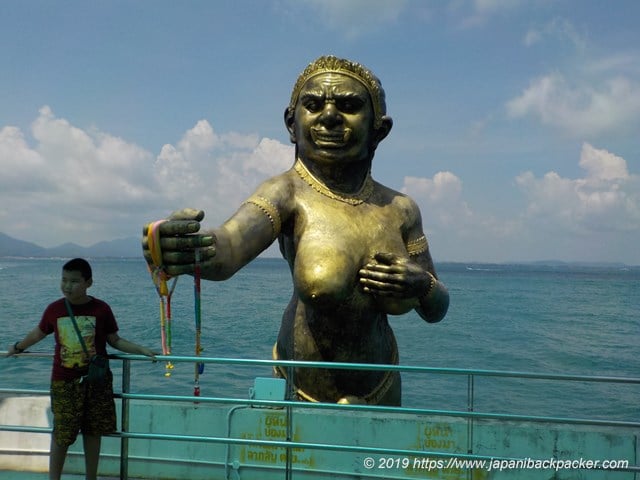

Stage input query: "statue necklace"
[{"left": 294, "top": 159, "right": 374, "bottom": 205}]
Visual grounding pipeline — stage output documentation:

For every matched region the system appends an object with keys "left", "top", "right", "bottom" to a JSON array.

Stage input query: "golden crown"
[{"left": 289, "top": 56, "right": 387, "bottom": 129}]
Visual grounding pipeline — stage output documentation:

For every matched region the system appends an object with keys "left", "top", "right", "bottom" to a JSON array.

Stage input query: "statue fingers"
[
  {"left": 360, "top": 262, "right": 404, "bottom": 278},
  {"left": 162, "top": 245, "right": 216, "bottom": 265},
  {"left": 160, "top": 234, "right": 215, "bottom": 251},
  {"left": 155, "top": 219, "right": 202, "bottom": 236},
  {"left": 360, "top": 276, "right": 403, "bottom": 295},
  {"left": 161, "top": 247, "right": 216, "bottom": 276},
  {"left": 168, "top": 208, "right": 205, "bottom": 222},
  {"left": 373, "top": 251, "right": 404, "bottom": 265},
  {"left": 142, "top": 248, "right": 153, "bottom": 265}
]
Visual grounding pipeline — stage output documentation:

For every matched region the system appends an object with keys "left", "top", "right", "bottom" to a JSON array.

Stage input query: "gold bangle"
[{"left": 421, "top": 272, "right": 437, "bottom": 299}]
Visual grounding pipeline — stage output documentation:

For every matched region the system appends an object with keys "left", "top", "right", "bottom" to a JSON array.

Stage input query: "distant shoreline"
[{"left": 1, "top": 255, "right": 638, "bottom": 270}]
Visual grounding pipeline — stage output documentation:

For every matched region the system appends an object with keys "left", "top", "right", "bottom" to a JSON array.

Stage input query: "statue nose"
[{"left": 319, "top": 103, "right": 343, "bottom": 126}]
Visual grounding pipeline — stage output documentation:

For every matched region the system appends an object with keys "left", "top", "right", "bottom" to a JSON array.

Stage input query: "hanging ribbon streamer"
[
  {"left": 147, "top": 220, "right": 177, "bottom": 377},
  {"left": 193, "top": 248, "right": 204, "bottom": 396},
  {"left": 147, "top": 220, "right": 206, "bottom": 393}
]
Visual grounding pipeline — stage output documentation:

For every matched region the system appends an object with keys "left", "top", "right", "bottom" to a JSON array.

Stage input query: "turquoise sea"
[{"left": 1, "top": 257, "right": 638, "bottom": 421}]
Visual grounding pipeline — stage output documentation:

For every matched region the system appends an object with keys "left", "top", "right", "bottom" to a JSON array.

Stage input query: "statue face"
[{"left": 287, "top": 72, "right": 377, "bottom": 167}]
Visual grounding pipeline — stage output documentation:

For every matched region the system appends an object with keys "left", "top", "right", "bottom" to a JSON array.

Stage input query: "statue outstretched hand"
[{"left": 142, "top": 208, "right": 216, "bottom": 276}]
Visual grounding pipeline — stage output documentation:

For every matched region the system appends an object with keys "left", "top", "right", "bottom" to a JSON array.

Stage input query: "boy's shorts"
[{"left": 50, "top": 371, "right": 117, "bottom": 447}]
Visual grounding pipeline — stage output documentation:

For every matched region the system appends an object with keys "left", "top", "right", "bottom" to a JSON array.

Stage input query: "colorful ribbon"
[
  {"left": 147, "top": 220, "right": 206, "bottom": 393},
  {"left": 193, "top": 248, "right": 204, "bottom": 396},
  {"left": 147, "top": 220, "right": 177, "bottom": 376}
]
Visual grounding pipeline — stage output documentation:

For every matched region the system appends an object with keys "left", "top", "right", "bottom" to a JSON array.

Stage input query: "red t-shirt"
[{"left": 38, "top": 297, "right": 119, "bottom": 381}]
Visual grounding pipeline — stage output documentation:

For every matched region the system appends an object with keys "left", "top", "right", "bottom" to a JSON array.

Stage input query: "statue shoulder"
[
  {"left": 374, "top": 180, "right": 421, "bottom": 214},
  {"left": 246, "top": 169, "right": 298, "bottom": 219}
]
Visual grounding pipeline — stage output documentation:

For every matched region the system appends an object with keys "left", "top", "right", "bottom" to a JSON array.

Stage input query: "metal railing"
[{"left": 1, "top": 352, "right": 639, "bottom": 479}]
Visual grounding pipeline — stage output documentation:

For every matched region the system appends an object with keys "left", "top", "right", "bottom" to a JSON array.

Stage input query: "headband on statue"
[{"left": 289, "top": 55, "right": 387, "bottom": 129}]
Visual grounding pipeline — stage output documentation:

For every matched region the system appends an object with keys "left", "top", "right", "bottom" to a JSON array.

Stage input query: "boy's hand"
[
  {"left": 141, "top": 347, "right": 158, "bottom": 362},
  {"left": 5, "top": 342, "right": 24, "bottom": 357}
]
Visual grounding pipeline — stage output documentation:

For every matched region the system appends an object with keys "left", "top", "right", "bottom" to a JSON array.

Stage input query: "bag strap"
[{"left": 64, "top": 298, "right": 89, "bottom": 356}]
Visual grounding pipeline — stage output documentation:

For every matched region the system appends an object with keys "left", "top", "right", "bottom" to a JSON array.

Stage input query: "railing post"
[
  {"left": 285, "top": 365, "right": 294, "bottom": 480},
  {"left": 120, "top": 358, "right": 131, "bottom": 480},
  {"left": 466, "top": 373, "right": 474, "bottom": 480}
]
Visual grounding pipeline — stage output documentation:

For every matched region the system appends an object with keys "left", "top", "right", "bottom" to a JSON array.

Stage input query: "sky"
[{"left": 1, "top": 0, "right": 639, "bottom": 264}]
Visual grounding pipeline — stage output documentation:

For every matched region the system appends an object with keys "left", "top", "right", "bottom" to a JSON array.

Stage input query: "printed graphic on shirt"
[{"left": 58, "top": 315, "right": 97, "bottom": 369}]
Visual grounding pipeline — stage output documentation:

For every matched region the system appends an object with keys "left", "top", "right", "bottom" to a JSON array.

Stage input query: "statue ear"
[
  {"left": 373, "top": 116, "right": 393, "bottom": 147},
  {"left": 284, "top": 107, "right": 296, "bottom": 143}
]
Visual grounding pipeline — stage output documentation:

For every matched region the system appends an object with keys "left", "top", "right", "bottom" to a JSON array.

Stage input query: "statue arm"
[
  {"left": 203, "top": 196, "right": 283, "bottom": 280},
  {"left": 358, "top": 194, "right": 449, "bottom": 322},
  {"left": 142, "top": 174, "right": 293, "bottom": 279},
  {"left": 404, "top": 206, "right": 449, "bottom": 323},
  {"left": 413, "top": 249, "right": 449, "bottom": 323}
]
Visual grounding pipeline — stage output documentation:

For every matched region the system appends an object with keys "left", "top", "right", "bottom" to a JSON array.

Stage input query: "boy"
[{"left": 7, "top": 258, "right": 155, "bottom": 480}]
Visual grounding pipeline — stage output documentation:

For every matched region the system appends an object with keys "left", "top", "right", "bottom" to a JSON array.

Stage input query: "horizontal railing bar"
[
  {"left": 1, "top": 426, "right": 637, "bottom": 473},
  {"left": 112, "top": 430, "right": 603, "bottom": 464},
  {"left": 111, "top": 353, "right": 640, "bottom": 385},
  {"left": 115, "top": 392, "right": 640, "bottom": 428},
  {"left": 107, "top": 432, "right": 640, "bottom": 472},
  {"left": 7, "top": 351, "right": 640, "bottom": 385},
  {"left": 0, "top": 388, "right": 50, "bottom": 395},
  {"left": 1, "top": 425, "right": 51, "bottom": 434},
  {"left": 1, "top": 352, "right": 52, "bottom": 358},
  {"left": 3, "top": 393, "right": 637, "bottom": 439}
]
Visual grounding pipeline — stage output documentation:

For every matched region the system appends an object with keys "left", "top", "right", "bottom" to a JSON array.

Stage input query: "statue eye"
[
  {"left": 303, "top": 98, "right": 322, "bottom": 113},
  {"left": 337, "top": 98, "right": 363, "bottom": 113}
]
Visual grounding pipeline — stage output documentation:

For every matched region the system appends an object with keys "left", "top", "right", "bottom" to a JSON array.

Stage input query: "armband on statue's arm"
[
  {"left": 405, "top": 234, "right": 449, "bottom": 322},
  {"left": 406, "top": 235, "right": 428, "bottom": 257},
  {"left": 243, "top": 195, "right": 282, "bottom": 242}
]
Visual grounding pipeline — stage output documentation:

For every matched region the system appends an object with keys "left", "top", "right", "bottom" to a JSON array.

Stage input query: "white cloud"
[
  {"left": 402, "top": 172, "right": 472, "bottom": 228},
  {"left": 398, "top": 144, "right": 639, "bottom": 263},
  {"left": 516, "top": 143, "right": 640, "bottom": 233},
  {"left": 0, "top": 107, "right": 161, "bottom": 246},
  {"left": 523, "top": 28, "right": 541, "bottom": 47},
  {"left": 578, "top": 142, "right": 628, "bottom": 181},
  {"left": 523, "top": 17, "right": 587, "bottom": 50},
  {"left": 0, "top": 126, "right": 50, "bottom": 192},
  {"left": 294, "top": 0, "right": 409, "bottom": 37},
  {"left": 155, "top": 121, "right": 293, "bottom": 222},
  {"left": 585, "top": 52, "right": 640, "bottom": 76},
  {"left": 506, "top": 73, "right": 640, "bottom": 136},
  {"left": 0, "top": 108, "right": 293, "bottom": 247},
  {"left": 401, "top": 170, "right": 529, "bottom": 262}
]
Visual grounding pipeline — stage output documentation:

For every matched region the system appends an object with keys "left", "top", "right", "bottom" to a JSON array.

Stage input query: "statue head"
[
  {"left": 286, "top": 56, "right": 392, "bottom": 163},
  {"left": 289, "top": 55, "right": 388, "bottom": 130}
]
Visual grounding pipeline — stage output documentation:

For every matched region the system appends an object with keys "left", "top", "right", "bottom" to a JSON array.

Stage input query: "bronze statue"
[{"left": 142, "top": 56, "right": 449, "bottom": 406}]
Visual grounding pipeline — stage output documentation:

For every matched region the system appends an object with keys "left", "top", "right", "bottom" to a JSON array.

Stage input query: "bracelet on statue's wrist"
[
  {"left": 14, "top": 342, "right": 25, "bottom": 353},
  {"left": 420, "top": 272, "right": 437, "bottom": 300}
]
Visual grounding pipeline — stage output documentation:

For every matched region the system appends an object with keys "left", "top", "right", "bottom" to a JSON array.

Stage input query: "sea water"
[{"left": 1, "top": 258, "right": 638, "bottom": 421}]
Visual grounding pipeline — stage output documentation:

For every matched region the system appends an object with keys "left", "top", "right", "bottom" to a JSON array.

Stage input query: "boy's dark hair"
[{"left": 63, "top": 258, "right": 92, "bottom": 281}]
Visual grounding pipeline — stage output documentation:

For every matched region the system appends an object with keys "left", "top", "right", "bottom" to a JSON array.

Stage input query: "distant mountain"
[
  {"left": 0, "top": 232, "right": 140, "bottom": 258},
  {"left": 0, "top": 232, "right": 47, "bottom": 257}
]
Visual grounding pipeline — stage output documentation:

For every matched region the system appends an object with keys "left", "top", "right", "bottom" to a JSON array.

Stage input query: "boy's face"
[{"left": 60, "top": 269, "right": 92, "bottom": 304}]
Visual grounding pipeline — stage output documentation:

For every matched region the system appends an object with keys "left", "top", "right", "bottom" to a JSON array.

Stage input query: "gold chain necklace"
[{"left": 294, "top": 160, "right": 374, "bottom": 205}]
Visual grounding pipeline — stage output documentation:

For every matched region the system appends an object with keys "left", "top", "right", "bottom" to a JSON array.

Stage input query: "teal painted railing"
[{"left": 1, "top": 352, "right": 639, "bottom": 479}]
